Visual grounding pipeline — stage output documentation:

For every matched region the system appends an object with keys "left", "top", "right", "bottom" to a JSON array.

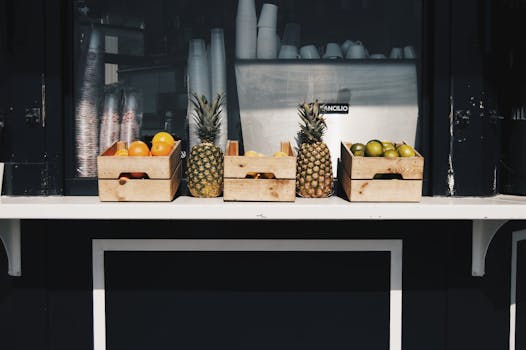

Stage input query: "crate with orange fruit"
[{"left": 96, "top": 132, "right": 182, "bottom": 202}]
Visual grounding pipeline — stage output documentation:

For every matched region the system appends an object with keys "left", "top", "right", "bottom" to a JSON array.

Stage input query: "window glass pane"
[{"left": 73, "top": 0, "right": 422, "bottom": 177}]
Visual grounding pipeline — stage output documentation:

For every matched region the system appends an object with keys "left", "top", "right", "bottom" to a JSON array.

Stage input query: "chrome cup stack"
[
  {"left": 120, "top": 89, "right": 143, "bottom": 147},
  {"left": 99, "top": 86, "right": 121, "bottom": 152},
  {"left": 75, "top": 26, "right": 103, "bottom": 177}
]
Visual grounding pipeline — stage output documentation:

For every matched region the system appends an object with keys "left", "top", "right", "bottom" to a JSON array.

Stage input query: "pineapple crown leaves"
[
  {"left": 297, "top": 99, "right": 327, "bottom": 145},
  {"left": 191, "top": 92, "right": 224, "bottom": 144}
]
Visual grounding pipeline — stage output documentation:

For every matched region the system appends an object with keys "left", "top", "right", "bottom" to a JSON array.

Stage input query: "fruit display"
[
  {"left": 340, "top": 141, "right": 424, "bottom": 202},
  {"left": 97, "top": 135, "right": 182, "bottom": 202},
  {"left": 107, "top": 134, "right": 178, "bottom": 179},
  {"left": 186, "top": 93, "right": 224, "bottom": 198},
  {"left": 296, "top": 100, "right": 334, "bottom": 198},
  {"left": 351, "top": 140, "right": 417, "bottom": 158}
]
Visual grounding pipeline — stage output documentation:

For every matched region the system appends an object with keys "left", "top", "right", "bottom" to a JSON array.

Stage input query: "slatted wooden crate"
[
  {"left": 223, "top": 140, "right": 297, "bottom": 202},
  {"left": 97, "top": 141, "right": 182, "bottom": 202},
  {"left": 340, "top": 141, "right": 424, "bottom": 202}
]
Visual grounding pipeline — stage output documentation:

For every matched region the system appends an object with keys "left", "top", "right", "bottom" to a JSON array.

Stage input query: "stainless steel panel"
[{"left": 235, "top": 60, "right": 419, "bottom": 174}]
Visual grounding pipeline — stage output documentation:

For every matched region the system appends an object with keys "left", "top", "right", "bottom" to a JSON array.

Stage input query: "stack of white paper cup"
[
  {"left": 256, "top": 3, "right": 279, "bottom": 59},
  {"left": 257, "top": 27, "right": 278, "bottom": 59},
  {"left": 187, "top": 39, "right": 211, "bottom": 148},
  {"left": 210, "top": 28, "right": 228, "bottom": 151},
  {"left": 236, "top": 0, "right": 257, "bottom": 59},
  {"left": 257, "top": 3, "right": 278, "bottom": 28}
]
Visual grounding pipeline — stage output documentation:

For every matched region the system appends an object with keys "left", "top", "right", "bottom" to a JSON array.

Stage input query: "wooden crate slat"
[
  {"left": 348, "top": 179, "right": 422, "bottom": 202},
  {"left": 98, "top": 162, "right": 181, "bottom": 202},
  {"left": 223, "top": 179, "right": 296, "bottom": 202},
  {"left": 224, "top": 156, "right": 296, "bottom": 179}
]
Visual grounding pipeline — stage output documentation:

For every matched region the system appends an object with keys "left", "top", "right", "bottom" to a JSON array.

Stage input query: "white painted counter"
[
  {"left": 0, "top": 194, "right": 525, "bottom": 277},
  {"left": 0, "top": 194, "right": 525, "bottom": 220}
]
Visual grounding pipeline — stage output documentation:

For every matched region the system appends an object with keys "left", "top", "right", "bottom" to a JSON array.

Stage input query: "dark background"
[{"left": 1, "top": 0, "right": 525, "bottom": 196}]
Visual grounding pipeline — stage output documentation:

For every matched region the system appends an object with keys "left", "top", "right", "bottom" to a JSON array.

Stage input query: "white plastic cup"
[
  {"left": 237, "top": 0, "right": 256, "bottom": 17},
  {"left": 278, "top": 45, "right": 300, "bottom": 59},
  {"left": 346, "top": 41, "right": 367, "bottom": 59},
  {"left": 300, "top": 44, "right": 320, "bottom": 59},
  {"left": 341, "top": 40, "right": 354, "bottom": 55},
  {"left": 403, "top": 45, "right": 416, "bottom": 59},
  {"left": 257, "top": 27, "right": 278, "bottom": 59},
  {"left": 236, "top": 16, "right": 257, "bottom": 59},
  {"left": 188, "top": 39, "right": 207, "bottom": 58},
  {"left": 389, "top": 47, "right": 403, "bottom": 59},
  {"left": 323, "top": 43, "right": 343, "bottom": 59},
  {"left": 258, "top": 3, "right": 278, "bottom": 28}
]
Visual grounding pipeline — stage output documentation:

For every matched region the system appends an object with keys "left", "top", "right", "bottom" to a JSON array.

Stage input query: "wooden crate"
[
  {"left": 223, "top": 140, "right": 297, "bottom": 202},
  {"left": 340, "top": 142, "right": 424, "bottom": 202},
  {"left": 97, "top": 141, "right": 182, "bottom": 202}
]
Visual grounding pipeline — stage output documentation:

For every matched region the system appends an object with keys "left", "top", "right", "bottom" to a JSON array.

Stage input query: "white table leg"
[
  {"left": 0, "top": 219, "right": 21, "bottom": 276},
  {"left": 472, "top": 219, "right": 508, "bottom": 277}
]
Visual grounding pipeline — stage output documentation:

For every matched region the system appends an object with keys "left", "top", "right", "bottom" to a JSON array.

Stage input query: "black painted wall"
[{"left": 0, "top": 220, "right": 524, "bottom": 349}]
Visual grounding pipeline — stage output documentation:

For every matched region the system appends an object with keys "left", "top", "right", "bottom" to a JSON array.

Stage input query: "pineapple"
[
  {"left": 187, "top": 92, "right": 224, "bottom": 198},
  {"left": 296, "top": 100, "right": 334, "bottom": 198}
]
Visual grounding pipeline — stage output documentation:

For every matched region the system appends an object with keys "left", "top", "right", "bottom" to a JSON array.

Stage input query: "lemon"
[
  {"left": 273, "top": 151, "right": 288, "bottom": 157},
  {"left": 353, "top": 150, "right": 365, "bottom": 157},
  {"left": 397, "top": 144, "right": 416, "bottom": 157},
  {"left": 350, "top": 143, "right": 365, "bottom": 154},
  {"left": 244, "top": 150, "right": 258, "bottom": 157},
  {"left": 382, "top": 141, "right": 395, "bottom": 152},
  {"left": 383, "top": 149, "right": 399, "bottom": 158},
  {"left": 365, "top": 140, "right": 384, "bottom": 157}
]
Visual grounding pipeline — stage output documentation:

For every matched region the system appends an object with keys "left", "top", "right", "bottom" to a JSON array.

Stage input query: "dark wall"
[{"left": 0, "top": 220, "right": 524, "bottom": 349}]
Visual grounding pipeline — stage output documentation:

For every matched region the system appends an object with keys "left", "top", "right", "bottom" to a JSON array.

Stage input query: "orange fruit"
[
  {"left": 128, "top": 141, "right": 150, "bottom": 157},
  {"left": 152, "top": 132, "right": 175, "bottom": 148},
  {"left": 151, "top": 141, "right": 172, "bottom": 156},
  {"left": 129, "top": 172, "right": 148, "bottom": 179},
  {"left": 115, "top": 149, "right": 128, "bottom": 156}
]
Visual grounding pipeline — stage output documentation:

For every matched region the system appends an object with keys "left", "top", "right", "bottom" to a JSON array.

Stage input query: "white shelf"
[
  {"left": 1, "top": 194, "right": 525, "bottom": 277},
  {"left": 0, "top": 194, "right": 525, "bottom": 220}
]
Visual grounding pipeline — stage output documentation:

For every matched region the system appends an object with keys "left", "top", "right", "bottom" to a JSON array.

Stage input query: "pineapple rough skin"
[
  {"left": 187, "top": 143, "right": 224, "bottom": 198},
  {"left": 296, "top": 142, "right": 333, "bottom": 198}
]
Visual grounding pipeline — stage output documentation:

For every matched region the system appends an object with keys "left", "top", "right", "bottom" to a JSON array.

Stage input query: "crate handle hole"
[
  {"left": 245, "top": 172, "right": 276, "bottom": 179},
  {"left": 118, "top": 172, "right": 150, "bottom": 180},
  {"left": 373, "top": 173, "right": 403, "bottom": 180}
]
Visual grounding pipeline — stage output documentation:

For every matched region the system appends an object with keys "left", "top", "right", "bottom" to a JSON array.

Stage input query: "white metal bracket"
[
  {"left": 472, "top": 219, "right": 508, "bottom": 277},
  {"left": 0, "top": 219, "right": 21, "bottom": 276}
]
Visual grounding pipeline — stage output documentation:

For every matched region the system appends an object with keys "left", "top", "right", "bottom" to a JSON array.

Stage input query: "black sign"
[{"left": 320, "top": 103, "right": 350, "bottom": 114}]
